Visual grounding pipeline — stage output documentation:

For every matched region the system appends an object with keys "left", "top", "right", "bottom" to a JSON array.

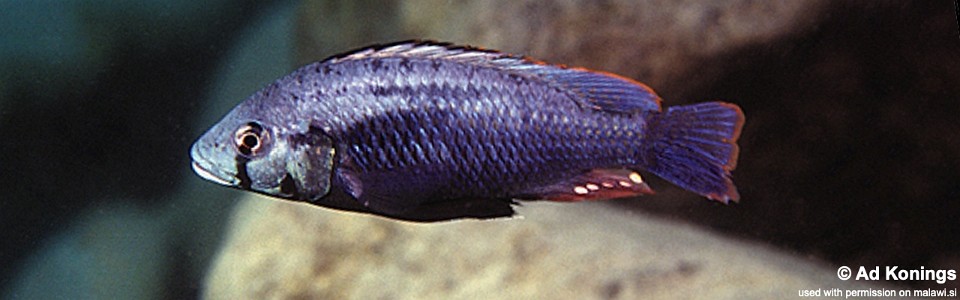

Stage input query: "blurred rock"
[
  {"left": 205, "top": 196, "right": 888, "bottom": 299},
  {"left": 295, "top": 0, "right": 402, "bottom": 66},
  {"left": 296, "top": 0, "right": 826, "bottom": 99}
]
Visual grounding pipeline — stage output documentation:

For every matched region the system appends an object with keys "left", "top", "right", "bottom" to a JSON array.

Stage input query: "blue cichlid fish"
[{"left": 190, "top": 41, "right": 745, "bottom": 222}]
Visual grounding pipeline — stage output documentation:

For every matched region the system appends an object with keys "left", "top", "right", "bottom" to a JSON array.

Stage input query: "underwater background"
[{"left": 1, "top": 0, "right": 958, "bottom": 299}]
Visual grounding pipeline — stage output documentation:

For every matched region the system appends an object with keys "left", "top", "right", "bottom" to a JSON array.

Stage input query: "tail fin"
[{"left": 643, "top": 102, "right": 745, "bottom": 203}]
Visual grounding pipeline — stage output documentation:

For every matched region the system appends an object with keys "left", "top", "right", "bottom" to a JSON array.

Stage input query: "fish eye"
[{"left": 235, "top": 122, "right": 268, "bottom": 157}]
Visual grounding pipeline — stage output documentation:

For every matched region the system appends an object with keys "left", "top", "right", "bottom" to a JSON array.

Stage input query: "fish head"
[{"left": 190, "top": 100, "right": 336, "bottom": 202}]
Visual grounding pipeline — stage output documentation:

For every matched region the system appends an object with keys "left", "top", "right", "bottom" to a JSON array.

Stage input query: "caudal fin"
[{"left": 643, "top": 102, "right": 744, "bottom": 203}]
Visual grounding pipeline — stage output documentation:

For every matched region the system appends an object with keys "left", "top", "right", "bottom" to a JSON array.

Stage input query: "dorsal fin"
[
  {"left": 326, "top": 40, "right": 521, "bottom": 68},
  {"left": 325, "top": 40, "right": 663, "bottom": 114},
  {"left": 521, "top": 66, "right": 663, "bottom": 113}
]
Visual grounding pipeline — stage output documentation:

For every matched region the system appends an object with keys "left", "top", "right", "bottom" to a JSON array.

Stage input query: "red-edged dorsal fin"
[
  {"left": 522, "top": 66, "right": 663, "bottom": 114},
  {"left": 528, "top": 169, "right": 655, "bottom": 202}
]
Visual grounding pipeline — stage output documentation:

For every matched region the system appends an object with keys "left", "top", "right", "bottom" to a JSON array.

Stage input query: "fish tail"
[{"left": 642, "top": 102, "right": 745, "bottom": 203}]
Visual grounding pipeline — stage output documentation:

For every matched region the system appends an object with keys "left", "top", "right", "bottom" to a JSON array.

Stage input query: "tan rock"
[{"left": 204, "top": 195, "right": 891, "bottom": 299}]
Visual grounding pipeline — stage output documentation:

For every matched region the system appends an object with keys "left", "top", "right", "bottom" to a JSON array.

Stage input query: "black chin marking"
[
  {"left": 280, "top": 173, "right": 299, "bottom": 198},
  {"left": 235, "top": 155, "right": 252, "bottom": 190}
]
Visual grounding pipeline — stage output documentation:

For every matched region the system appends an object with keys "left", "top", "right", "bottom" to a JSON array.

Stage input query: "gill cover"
[{"left": 285, "top": 127, "right": 336, "bottom": 202}]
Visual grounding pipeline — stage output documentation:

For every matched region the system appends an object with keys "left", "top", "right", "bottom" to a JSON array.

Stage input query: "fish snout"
[{"left": 190, "top": 141, "right": 239, "bottom": 186}]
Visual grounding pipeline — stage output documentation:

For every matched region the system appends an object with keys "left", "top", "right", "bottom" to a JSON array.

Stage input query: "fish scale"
[{"left": 351, "top": 81, "right": 591, "bottom": 195}]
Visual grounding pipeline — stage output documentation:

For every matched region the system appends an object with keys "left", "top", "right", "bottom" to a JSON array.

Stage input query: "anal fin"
[{"left": 525, "top": 169, "right": 654, "bottom": 202}]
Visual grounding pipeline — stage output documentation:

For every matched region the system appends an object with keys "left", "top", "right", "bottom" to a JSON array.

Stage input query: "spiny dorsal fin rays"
[
  {"left": 328, "top": 41, "right": 525, "bottom": 68},
  {"left": 326, "top": 40, "right": 663, "bottom": 114}
]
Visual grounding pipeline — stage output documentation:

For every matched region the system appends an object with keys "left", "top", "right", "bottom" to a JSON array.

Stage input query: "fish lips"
[
  {"left": 190, "top": 140, "right": 239, "bottom": 187},
  {"left": 191, "top": 160, "right": 236, "bottom": 186}
]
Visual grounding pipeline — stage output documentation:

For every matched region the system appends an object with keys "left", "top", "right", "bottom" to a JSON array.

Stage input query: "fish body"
[{"left": 190, "top": 41, "right": 744, "bottom": 221}]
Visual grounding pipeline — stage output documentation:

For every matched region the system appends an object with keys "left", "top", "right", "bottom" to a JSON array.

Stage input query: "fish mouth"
[{"left": 191, "top": 160, "right": 236, "bottom": 186}]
